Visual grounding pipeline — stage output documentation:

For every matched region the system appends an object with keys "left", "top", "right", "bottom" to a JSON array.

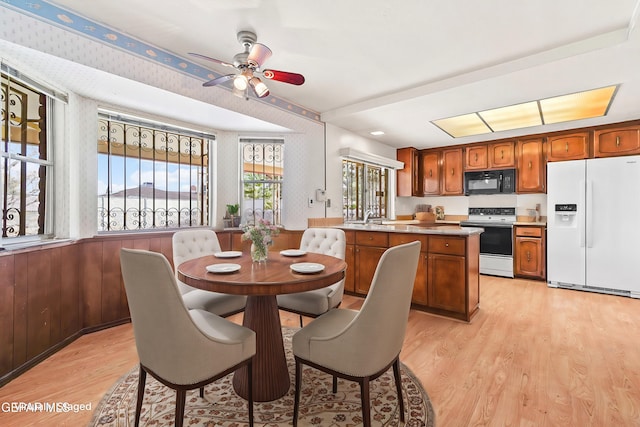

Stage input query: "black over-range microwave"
[{"left": 464, "top": 169, "right": 516, "bottom": 195}]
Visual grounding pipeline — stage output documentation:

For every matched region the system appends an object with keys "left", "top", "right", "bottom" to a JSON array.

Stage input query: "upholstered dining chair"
[
  {"left": 172, "top": 229, "right": 246, "bottom": 317},
  {"left": 277, "top": 228, "right": 346, "bottom": 326},
  {"left": 291, "top": 241, "right": 421, "bottom": 427},
  {"left": 120, "top": 248, "right": 256, "bottom": 427}
]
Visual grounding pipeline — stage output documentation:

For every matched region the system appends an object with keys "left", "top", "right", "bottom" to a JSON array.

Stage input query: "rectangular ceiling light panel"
[
  {"left": 432, "top": 113, "right": 491, "bottom": 138},
  {"left": 540, "top": 85, "right": 617, "bottom": 124},
  {"left": 478, "top": 101, "right": 542, "bottom": 132}
]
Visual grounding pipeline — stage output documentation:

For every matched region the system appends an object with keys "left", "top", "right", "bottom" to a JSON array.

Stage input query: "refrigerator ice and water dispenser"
[{"left": 554, "top": 204, "right": 577, "bottom": 227}]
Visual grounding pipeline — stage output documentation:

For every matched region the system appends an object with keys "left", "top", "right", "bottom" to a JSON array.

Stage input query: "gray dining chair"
[
  {"left": 172, "top": 229, "right": 246, "bottom": 317},
  {"left": 291, "top": 241, "right": 421, "bottom": 427},
  {"left": 120, "top": 248, "right": 256, "bottom": 427},
  {"left": 277, "top": 228, "right": 346, "bottom": 326}
]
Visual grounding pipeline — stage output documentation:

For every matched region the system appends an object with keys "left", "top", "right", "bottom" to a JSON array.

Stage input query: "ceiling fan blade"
[
  {"left": 203, "top": 74, "right": 235, "bottom": 87},
  {"left": 262, "top": 69, "right": 305, "bottom": 86},
  {"left": 247, "top": 43, "right": 272, "bottom": 68},
  {"left": 188, "top": 52, "right": 235, "bottom": 69}
]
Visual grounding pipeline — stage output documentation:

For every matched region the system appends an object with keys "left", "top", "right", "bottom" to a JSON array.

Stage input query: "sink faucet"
[{"left": 364, "top": 209, "right": 374, "bottom": 224}]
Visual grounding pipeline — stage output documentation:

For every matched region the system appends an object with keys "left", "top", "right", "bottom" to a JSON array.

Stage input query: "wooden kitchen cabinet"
[
  {"left": 594, "top": 125, "right": 640, "bottom": 158},
  {"left": 421, "top": 150, "right": 440, "bottom": 195},
  {"left": 396, "top": 147, "right": 422, "bottom": 196},
  {"left": 516, "top": 138, "right": 546, "bottom": 193},
  {"left": 514, "top": 226, "right": 546, "bottom": 280},
  {"left": 389, "top": 233, "right": 429, "bottom": 305},
  {"left": 343, "top": 231, "right": 355, "bottom": 293},
  {"left": 465, "top": 145, "right": 488, "bottom": 170},
  {"left": 488, "top": 141, "right": 515, "bottom": 168},
  {"left": 427, "top": 236, "right": 469, "bottom": 316},
  {"left": 441, "top": 148, "right": 464, "bottom": 195},
  {"left": 547, "top": 132, "right": 590, "bottom": 162},
  {"left": 353, "top": 231, "right": 388, "bottom": 295}
]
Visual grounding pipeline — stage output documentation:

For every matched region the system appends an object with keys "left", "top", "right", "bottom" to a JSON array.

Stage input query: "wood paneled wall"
[{"left": 0, "top": 228, "right": 303, "bottom": 386}]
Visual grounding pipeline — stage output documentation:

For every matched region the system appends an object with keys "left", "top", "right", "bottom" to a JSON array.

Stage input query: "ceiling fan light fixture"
[
  {"left": 233, "top": 74, "right": 248, "bottom": 91},
  {"left": 249, "top": 77, "right": 269, "bottom": 98}
]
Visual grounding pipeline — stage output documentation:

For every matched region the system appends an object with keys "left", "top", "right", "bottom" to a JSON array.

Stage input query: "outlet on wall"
[{"left": 308, "top": 197, "right": 314, "bottom": 208}]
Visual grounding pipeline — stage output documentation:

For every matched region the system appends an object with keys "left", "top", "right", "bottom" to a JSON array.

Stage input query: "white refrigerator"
[{"left": 547, "top": 155, "right": 640, "bottom": 298}]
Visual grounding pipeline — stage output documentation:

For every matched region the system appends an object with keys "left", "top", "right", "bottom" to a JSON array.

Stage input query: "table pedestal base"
[{"left": 233, "top": 295, "right": 290, "bottom": 401}]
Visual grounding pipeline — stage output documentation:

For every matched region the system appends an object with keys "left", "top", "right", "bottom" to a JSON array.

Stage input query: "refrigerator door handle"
[
  {"left": 579, "top": 179, "right": 586, "bottom": 248},
  {"left": 586, "top": 179, "right": 593, "bottom": 248}
]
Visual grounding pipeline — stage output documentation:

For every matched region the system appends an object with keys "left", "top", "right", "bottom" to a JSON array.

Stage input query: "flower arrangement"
[{"left": 242, "top": 218, "right": 280, "bottom": 262}]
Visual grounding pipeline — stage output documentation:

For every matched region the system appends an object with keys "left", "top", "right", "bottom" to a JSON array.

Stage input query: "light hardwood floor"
[{"left": 1, "top": 275, "right": 639, "bottom": 426}]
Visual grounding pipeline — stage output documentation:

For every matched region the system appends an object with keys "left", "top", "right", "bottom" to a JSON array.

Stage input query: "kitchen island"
[{"left": 337, "top": 223, "right": 483, "bottom": 322}]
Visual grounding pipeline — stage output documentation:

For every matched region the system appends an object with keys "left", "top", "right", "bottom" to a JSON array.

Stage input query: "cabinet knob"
[
  {"left": 501, "top": 149, "right": 504, "bottom": 159},
  {"left": 616, "top": 136, "right": 621, "bottom": 147},
  {"left": 528, "top": 160, "right": 532, "bottom": 169},
  {"left": 565, "top": 142, "right": 569, "bottom": 152},
  {"left": 451, "top": 168, "right": 454, "bottom": 176},
  {"left": 429, "top": 169, "right": 433, "bottom": 177},
  {"left": 445, "top": 242, "right": 449, "bottom": 247},
  {"left": 474, "top": 153, "right": 478, "bottom": 162},
  {"left": 526, "top": 251, "right": 531, "bottom": 262}
]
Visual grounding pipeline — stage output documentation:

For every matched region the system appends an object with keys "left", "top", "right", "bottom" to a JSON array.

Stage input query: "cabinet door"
[
  {"left": 594, "top": 126, "right": 640, "bottom": 157},
  {"left": 489, "top": 141, "right": 515, "bottom": 168},
  {"left": 396, "top": 147, "right": 421, "bottom": 196},
  {"left": 428, "top": 253, "right": 466, "bottom": 314},
  {"left": 344, "top": 244, "right": 355, "bottom": 293},
  {"left": 354, "top": 246, "right": 386, "bottom": 295},
  {"left": 441, "top": 148, "right": 463, "bottom": 195},
  {"left": 516, "top": 138, "right": 545, "bottom": 193},
  {"left": 421, "top": 151, "right": 440, "bottom": 195},
  {"left": 547, "top": 132, "right": 589, "bottom": 162},
  {"left": 465, "top": 145, "right": 488, "bottom": 170},
  {"left": 412, "top": 253, "right": 429, "bottom": 305},
  {"left": 514, "top": 237, "right": 545, "bottom": 279}
]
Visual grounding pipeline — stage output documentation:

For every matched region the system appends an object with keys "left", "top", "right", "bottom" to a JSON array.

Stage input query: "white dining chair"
[
  {"left": 291, "top": 241, "right": 421, "bottom": 427},
  {"left": 120, "top": 248, "right": 256, "bottom": 427},
  {"left": 172, "top": 229, "right": 246, "bottom": 317},
  {"left": 276, "top": 228, "right": 346, "bottom": 326}
]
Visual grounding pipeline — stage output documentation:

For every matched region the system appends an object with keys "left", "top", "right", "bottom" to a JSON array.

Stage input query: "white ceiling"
[{"left": 16, "top": 0, "right": 640, "bottom": 148}]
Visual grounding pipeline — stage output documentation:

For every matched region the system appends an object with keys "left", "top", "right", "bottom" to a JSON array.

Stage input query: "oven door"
[{"left": 461, "top": 222, "right": 513, "bottom": 256}]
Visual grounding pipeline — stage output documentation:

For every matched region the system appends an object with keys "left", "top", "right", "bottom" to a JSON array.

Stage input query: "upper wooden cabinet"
[
  {"left": 465, "top": 145, "right": 488, "bottom": 170},
  {"left": 594, "top": 125, "right": 640, "bottom": 158},
  {"left": 465, "top": 141, "right": 514, "bottom": 170},
  {"left": 516, "top": 138, "right": 545, "bottom": 193},
  {"left": 488, "top": 141, "right": 515, "bottom": 168},
  {"left": 547, "top": 132, "right": 590, "bottom": 162},
  {"left": 421, "top": 150, "right": 440, "bottom": 196},
  {"left": 396, "top": 147, "right": 422, "bottom": 196},
  {"left": 441, "top": 148, "right": 464, "bottom": 195}
]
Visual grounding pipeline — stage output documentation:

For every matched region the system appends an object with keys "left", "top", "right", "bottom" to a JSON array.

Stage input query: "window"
[
  {"left": 240, "top": 139, "right": 283, "bottom": 225},
  {"left": 97, "top": 113, "right": 211, "bottom": 231},
  {"left": 342, "top": 159, "right": 388, "bottom": 221},
  {"left": 1, "top": 68, "right": 53, "bottom": 242}
]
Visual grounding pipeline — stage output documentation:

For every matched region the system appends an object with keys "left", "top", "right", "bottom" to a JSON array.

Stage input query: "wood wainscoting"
[{"left": 0, "top": 228, "right": 303, "bottom": 386}]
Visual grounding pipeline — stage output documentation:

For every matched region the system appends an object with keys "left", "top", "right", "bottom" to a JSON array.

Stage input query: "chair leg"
[
  {"left": 199, "top": 387, "right": 204, "bottom": 398},
  {"left": 248, "top": 361, "right": 254, "bottom": 427},
  {"left": 360, "top": 377, "right": 371, "bottom": 427},
  {"left": 175, "top": 389, "right": 186, "bottom": 427},
  {"left": 299, "top": 315, "right": 304, "bottom": 328},
  {"left": 393, "top": 358, "right": 405, "bottom": 422},
  {"left": 135, "top": 366, "right": 147, "bottom": 427},
  {"left": 293, "top": 359, "right": 302, "bottom": 427},
  {"left": 332, "top": 375, "right": 338, "bottom": 393}
]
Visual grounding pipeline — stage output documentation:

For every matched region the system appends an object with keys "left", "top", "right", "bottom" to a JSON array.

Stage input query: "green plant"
[{"left": 226, "top": 204, "right": 239, "bottom": 216}]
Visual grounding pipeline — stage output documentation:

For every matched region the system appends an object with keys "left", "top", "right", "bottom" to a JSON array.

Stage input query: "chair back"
[
  {"left": 120, "top": 248, "right": 241, "bottom": 385},
  {"left": 338, "top": 241, "right": 421, "bottom": 375},
  {"left": 299, "top": 228, "right": 346, "bottom": 259},
  {"left": 172, "top": 229, "right": 222, "bottom": 294}
]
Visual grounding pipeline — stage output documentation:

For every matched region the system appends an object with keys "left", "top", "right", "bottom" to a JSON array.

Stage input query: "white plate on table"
[
  {"left": 206, "top": 263, "right": 241, "bottom": 274},
  {"left": 290, "top": 262, "right": 325, "bottom": 274},
  {"left": 280, "top": 249, "right": 306, "bottom": 257},
  {"left": 214, "top": 251, "right": 243, "bottom": 258}
]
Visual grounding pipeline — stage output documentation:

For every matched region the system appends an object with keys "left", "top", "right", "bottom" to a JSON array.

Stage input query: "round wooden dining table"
[{"left": 177, "top": 251, "right": 347, "bottom": 402}]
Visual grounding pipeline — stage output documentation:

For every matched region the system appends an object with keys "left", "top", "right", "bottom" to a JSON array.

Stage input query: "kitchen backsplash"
[{"left": 395, "top": 193, "right": 547, "bottom": 220}]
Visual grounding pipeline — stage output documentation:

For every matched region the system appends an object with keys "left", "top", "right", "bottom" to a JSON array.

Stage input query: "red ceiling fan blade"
[
  {"left": 203, "top": 74, "right": 235, "bottom": 87},
  {"left": 262, "top": 69, "right": 305, "bottom": 86},
  {"left": 188, "top": 52, "right": 235, "bottom": 69},
  {"left": 247, "top": 43, "right": 272, "bottom": 68}
]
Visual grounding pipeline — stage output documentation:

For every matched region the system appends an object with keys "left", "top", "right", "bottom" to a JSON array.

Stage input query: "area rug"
[{"left": 89, "top": 328, "right": 435, "bottom": 426}]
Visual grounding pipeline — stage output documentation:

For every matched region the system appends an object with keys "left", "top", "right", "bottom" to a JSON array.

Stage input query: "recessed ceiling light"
[
  {"left": 431, "top": 85, "right": 618, "bottom": 138},
  {"left": 370, "top": 130, "right": 385, "bottom": 136}
]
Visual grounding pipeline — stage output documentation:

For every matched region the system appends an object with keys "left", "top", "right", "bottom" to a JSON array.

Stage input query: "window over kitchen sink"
[{"left": 342, "top": 159, "right": 388, "bottom": 221}]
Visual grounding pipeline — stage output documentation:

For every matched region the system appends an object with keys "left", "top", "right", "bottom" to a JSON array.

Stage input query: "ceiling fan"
[{"left": 189, "top": 30, "right": 305, "bottom": 99}]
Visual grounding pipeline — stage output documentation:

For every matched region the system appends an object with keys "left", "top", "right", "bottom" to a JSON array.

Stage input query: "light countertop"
[{"left": 336, "top": 223, "right": 483, "bottom": 236}]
